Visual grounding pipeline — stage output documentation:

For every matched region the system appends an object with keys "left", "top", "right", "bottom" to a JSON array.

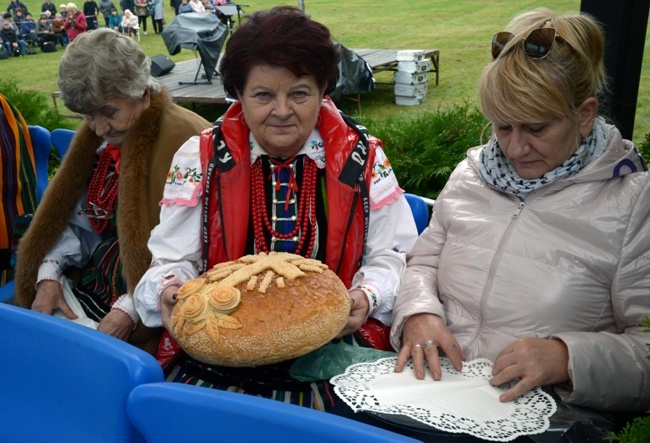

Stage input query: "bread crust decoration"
[{"left": 171, "top": 252, "right": 351, "bottom": 367}]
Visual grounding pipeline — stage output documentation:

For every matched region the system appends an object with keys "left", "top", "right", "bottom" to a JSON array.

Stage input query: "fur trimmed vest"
[{"left": 13, "top": 88, "right": 209, "bottom": 351}]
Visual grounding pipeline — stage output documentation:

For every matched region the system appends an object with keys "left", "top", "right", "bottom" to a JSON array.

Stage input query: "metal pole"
[
  {"left": 580, "top": 0, "right": 650, "bottom": 140},
  {"left": 298, "top": 0, "right": 305, "bottom": 12}
]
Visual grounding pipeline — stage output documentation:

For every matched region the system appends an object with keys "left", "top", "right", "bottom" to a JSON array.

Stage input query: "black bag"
[
  {"left": 0, "top": 47, "right": 8, "bottom": 59},
  {"left": 26, "top": 48, "right": 37, "bottom": 55},
  {"left": 41, "top": 41, "right": 57, "bottom": 53},
  {"left": 13, "top": 47, "right": 21, "bottom": 57}
]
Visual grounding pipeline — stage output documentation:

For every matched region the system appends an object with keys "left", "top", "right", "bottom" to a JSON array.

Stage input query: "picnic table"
[{"left": 52, "top": 48, "right": 440, "bottom": 112}]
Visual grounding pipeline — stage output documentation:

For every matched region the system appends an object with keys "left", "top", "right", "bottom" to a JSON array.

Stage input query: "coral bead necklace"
[
  {"left": 251, "top": 155, "right": 318, "bottom": 257},
  {"left": 84, "top": 145, "right": 120, "bottom": 234}
]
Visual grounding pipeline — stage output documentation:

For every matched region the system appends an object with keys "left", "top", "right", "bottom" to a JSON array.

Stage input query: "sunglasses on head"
[{"left": 491, "top": 27, "right": 559, "bottom": 60}]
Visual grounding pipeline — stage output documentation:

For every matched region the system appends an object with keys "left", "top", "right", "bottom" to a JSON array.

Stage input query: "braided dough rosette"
[{"left": 171, "top": 252, "right": 351, "bottom": 367}]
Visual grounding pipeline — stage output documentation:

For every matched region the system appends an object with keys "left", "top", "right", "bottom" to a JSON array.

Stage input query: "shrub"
[
  {"left": 0, "top": 79, "right": 80, "bottom": 178},
  {"left": 0, "top": 79, "right": 76, "bottom": 133},
  {"left": 637, "top": 132, "right": 650, "bottom": 165},
  {"left": 358, "top": 103, "right": 489, "bottom": 199}
]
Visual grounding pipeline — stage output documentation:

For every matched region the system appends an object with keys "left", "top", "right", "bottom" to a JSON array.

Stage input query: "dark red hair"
[{"left": 219, "top": 6, "right": 340, "bottom": 98}]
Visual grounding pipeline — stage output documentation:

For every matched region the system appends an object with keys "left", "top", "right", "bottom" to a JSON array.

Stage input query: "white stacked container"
[{"left": 394, "top": 50, "right": 430, "bottom": 106}]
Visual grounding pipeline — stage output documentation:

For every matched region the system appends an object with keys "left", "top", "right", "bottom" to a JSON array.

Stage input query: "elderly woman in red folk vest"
[{"left": 134, "top": 5, "right": 418, "bottom": 418}]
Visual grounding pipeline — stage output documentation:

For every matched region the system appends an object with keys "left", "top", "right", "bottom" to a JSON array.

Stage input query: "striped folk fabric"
[{"left": 0, "top": 94, "right": 37, "bottom": 286}]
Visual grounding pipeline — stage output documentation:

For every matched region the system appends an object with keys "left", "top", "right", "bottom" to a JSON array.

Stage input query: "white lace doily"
[{"left": 330, "top": 357, "right": 557, "bottom": 442}]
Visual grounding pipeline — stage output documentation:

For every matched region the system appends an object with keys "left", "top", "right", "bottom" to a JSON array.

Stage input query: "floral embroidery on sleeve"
[
  {"left": 161, "top": 159, "right": 204, "bottom": 207},
  {"left": 369, "top": 147, "right": 403, "bottom": 210}
]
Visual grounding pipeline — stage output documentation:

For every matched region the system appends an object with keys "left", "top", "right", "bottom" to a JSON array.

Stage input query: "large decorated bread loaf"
[{"left": 171, "top": 252, "right": 350, "bottom": 367}]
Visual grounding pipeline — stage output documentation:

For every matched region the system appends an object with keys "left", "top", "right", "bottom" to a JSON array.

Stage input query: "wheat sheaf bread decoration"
[{"left": 171, "top": 252, "right": 351, "bottom": 367}]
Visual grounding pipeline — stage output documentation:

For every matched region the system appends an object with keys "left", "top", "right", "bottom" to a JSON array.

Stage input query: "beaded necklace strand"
[
  {"left": 85, "top": 147, "right": 120, "bottom": 234},
  {"left": 251, "top": 156, "right": 318, "bottom": 256}
]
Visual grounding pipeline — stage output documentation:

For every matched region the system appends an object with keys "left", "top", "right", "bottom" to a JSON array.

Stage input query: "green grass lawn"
[{"left": 2, "top": 0, "right": 649, "bottom": 146}]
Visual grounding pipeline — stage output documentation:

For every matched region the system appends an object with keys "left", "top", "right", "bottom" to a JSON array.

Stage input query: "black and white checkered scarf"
[{"left": 479, "top": 117, "right": 610, "bottom": 200}]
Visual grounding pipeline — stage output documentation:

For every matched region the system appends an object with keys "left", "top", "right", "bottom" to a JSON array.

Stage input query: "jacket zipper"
[{"left": 462, "top": 199, "right": 526, "bottom": 354}]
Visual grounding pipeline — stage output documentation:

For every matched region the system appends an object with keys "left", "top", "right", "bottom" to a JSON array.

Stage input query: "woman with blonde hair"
[{"left": 392, "top": 7, "right": 650, "bottom": 414}]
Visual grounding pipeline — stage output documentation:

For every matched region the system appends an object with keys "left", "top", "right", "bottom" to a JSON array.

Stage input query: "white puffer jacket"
[{"left": 391, "top": 126, "right": 650, "bottom": 412}]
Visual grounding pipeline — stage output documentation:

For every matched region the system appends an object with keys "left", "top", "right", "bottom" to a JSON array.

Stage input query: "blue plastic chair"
[
  {"left": 51, "top": 128, "right": 76, "bottom": 159},
  {"left": 28, "top": 125, "right": 52, "bottom": 202},
  {"left": 0, "top": 280, "right": 14, "bottom": 303},
  {"left": 0, "top": 303, "right": 164, "bottom": 443},
  {"left": 404, "top": 192, "right": 430, "bottom": 234},
  {"left": 127, "top": 383, "right": 421, "bottom": 443}
]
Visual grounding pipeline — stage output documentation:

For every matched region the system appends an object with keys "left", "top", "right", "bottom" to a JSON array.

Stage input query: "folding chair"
[
  {"left": 0, "top": 303, "right": 164, "bottom": 442},
  {"left": 122, "top": 25, "right": 141, "bottom": 42}
]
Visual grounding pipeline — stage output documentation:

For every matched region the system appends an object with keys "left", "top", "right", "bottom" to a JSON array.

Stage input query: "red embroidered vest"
[{"left": 199, "top": 98, "right": 378, "bottom": 288}]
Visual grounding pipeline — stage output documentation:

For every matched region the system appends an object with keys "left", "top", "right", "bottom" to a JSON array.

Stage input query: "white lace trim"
[{"left": 330, "top": 356, "right": 556, "bottom": 442}]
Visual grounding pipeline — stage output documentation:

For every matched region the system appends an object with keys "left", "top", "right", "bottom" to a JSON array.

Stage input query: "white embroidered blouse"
[{"left": 134, "top": 130, "right": 419, "bottom": 328}]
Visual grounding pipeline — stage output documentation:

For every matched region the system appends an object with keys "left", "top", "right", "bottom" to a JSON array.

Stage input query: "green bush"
[
  {"left": 1, "top": 79, "right": 80, "bottom": 178},
  {"left": 358, "top": 103, "right": 489, "bottom": 199},
  {"left": 611, "top": 416, "right": 650, "bottom": 443},
  {"left": 0, "top": 79, "right": 76, "bottom": 133},
  {"left": 637, "top": 132, "right": 650, "bottom": 165}
]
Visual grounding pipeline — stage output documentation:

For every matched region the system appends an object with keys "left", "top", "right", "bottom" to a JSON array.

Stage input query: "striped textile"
[
  {"left": 0, "top": 94, "right": 37, "bottom": 286},
  {"left": 72, "top": 231, "right": 126, "bottom": 321},
  {"left": 167, "top": 335, "right": 364, "bottom": 412}
]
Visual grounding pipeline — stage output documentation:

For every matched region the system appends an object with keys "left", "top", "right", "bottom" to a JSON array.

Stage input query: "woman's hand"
[
  {"left": 337, "top": 289, "right": 369, "bottom": 337},
  {"left": 490, "top": 337, "right": 570, "bottom": 402},
  {"left": 160, "top": 285, "right": 180, "bottom": 332},
  {"left": 32, "top": 280, "right": 78, "bottom": 319},
  {"left": 98, "top": 309, "right": 133, "bottom": 341},
  {"left": 394, "top": 313, "right": 464, "bottom": 380}
]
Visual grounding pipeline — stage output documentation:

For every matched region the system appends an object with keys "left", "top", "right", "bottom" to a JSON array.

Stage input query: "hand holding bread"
[{"left": 171, "top": 252, "right": 351, "bottom": 367}]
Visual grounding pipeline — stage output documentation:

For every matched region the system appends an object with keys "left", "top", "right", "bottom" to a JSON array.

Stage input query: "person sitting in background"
[
  {"left": 107, "top": 6, "right": 121, "bottom": 32},
  {"left": 13, "top": 28, "right": 210, "bottom": 353},
  {"left": 35, "top": 12, "right": 56, "bottom": 47},
  {"left": 12, "top": 6, "right": 23, "bottom": 26},
  {"left": 391, "top": 7, "right": 650, "bottom": 414},
  {"left": 1, "top": 19, "right": 25, "bottom": 55},
  {"left": 121, "top": 8, "right": 137, "bottom": 37},
  {"left": 187, "top": 0, "right": 204, "bottom": 13},
  {"left": 19, "top": 11, "right": 36, "bottom": 46},
  {"left": 50, "top": 12, "right": 66, "bottom": 45},
  {"left": 134, "top": 4, "right": 418, "bottom": 415},
  {"left": 58, "top": 3, "right": 67, "bottom": 18},
  {"left": 200, "top": 0, "right": 213, "bottom": 13},
  {"left": 63, "top": 2, "right": 86, "bottom": 41},
  {"left": 177, "top": 0, "right": 191, "bottom": 14}
]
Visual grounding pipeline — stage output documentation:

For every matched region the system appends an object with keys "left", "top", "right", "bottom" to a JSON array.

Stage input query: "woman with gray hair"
[{"left": 13, "top": 28, "right": 209, "bottom": 354}]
